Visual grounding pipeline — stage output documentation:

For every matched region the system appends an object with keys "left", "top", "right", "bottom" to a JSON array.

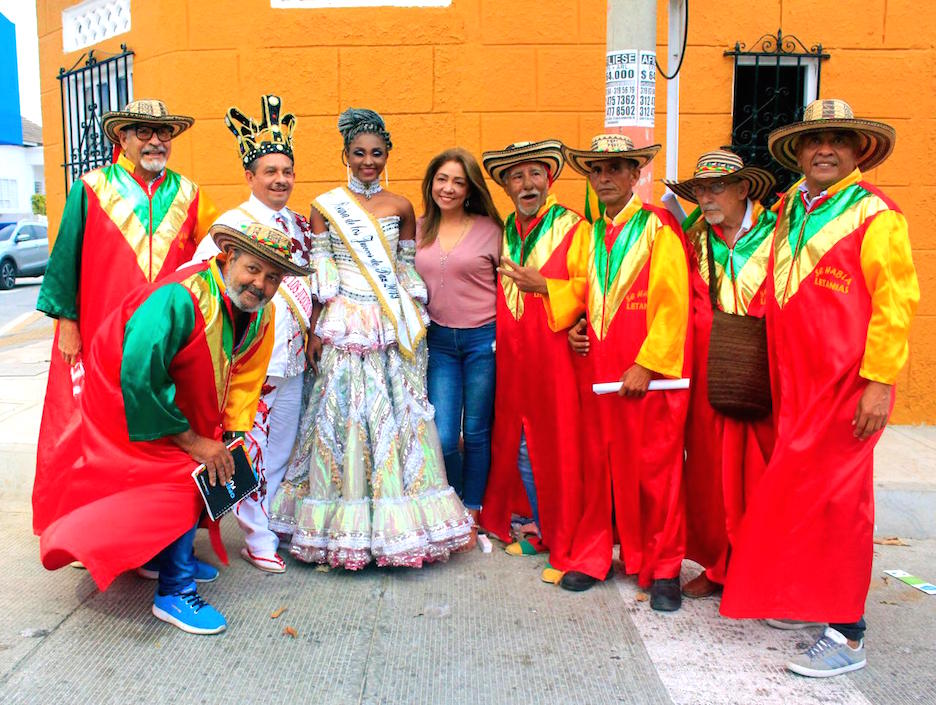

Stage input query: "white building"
[{"left": 0, "top": 117, "right": 44, "bottom": 227}]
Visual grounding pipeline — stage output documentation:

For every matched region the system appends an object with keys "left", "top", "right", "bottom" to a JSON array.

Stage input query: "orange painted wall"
[{"left": 36, "top": 0, "right": 935, "bottom": 422}]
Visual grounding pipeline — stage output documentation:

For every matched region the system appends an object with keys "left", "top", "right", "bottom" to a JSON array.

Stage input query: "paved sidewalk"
[{"left": 1, "top": 317, "right": 934, "bottom": 704}]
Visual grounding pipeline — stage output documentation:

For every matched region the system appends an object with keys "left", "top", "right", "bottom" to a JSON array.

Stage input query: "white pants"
[{"left": 236, "top": 373, "right": 303, "bottom": 555}]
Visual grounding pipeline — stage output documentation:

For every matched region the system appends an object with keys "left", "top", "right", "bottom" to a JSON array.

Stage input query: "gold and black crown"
[{"left": 225, "top": 94, "right": 296, "bottom": 168}]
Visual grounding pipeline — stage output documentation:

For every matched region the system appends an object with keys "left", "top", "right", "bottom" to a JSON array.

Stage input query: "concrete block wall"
[{"left": 36, "top": 0, "right": 936, "bottom": 421}]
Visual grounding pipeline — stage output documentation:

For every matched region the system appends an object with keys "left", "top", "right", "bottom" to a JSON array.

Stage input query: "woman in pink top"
[{"left": 415, "top": 148, "right": 503, "bottom": 538}]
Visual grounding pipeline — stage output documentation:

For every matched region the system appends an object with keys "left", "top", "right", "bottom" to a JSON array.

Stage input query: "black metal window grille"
[
  {"left": 726, "top": 31, "right": 828, "bottom": 203},
  {"left": 57, "top": 45, "right": 134, "bottom": 191}
]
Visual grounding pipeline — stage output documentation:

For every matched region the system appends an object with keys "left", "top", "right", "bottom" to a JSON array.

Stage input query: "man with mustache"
[
  {"left": 185, "top": 95, "right": 315, "bottom": 574},
  {"left": 479, "top": 141, "right": 587, "bottom": 583},
  {"left": 721, "top": 100, "right": 919, "bottom": 676},
  {"left": 548, "top": 135, "right": 690, "bottom": 611},
  {"left": 38, "top": 222, "right": 311, "bottom": 634},
  {"left": 34, "top": 100, "right": 218, "bottom": 549},
  {"left": 662, "top": 150, "right": 777, "bottom": 601}
]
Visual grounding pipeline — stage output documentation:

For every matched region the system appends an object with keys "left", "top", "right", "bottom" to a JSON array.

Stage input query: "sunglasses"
[{"left": 126, "top": 124, "right": 174, "bottom": 142}]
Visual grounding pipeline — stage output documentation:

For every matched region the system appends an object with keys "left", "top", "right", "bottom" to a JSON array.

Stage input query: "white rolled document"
[{"left": 592, "top": 378, "right": 691, "bottom": 395}]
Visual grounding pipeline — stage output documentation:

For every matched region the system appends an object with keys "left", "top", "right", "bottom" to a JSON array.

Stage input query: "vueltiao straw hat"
[
  {"left": 102, "top": 99, "right": 194, "bottom": 144},
  {"left": 482, "top": 140, "right": 565, "bottom": 186},
  {"left": 564, "top": 134, "right": 661, "bottom": 176},
  {"left": 663, "top": 149, "right": 776, "bottom": 204},
  {"left": 211, "top": 222, "right": 311, "bottom": 277},
  {"left": 768, "top": 98, "right": 896, "bottom": 172}
]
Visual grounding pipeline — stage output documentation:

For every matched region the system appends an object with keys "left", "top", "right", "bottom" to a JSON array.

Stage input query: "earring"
[
  {"left": 384, "top": 163, "right": 389, "bottom": 188},
  {"left": 346, "top": 164, "right": 351, "bottom": 187},
  {"left": 464, "top": 197, "right": 470, "bottom": 209}
]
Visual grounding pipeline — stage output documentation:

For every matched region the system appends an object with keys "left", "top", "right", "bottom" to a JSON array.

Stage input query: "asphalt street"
[{"left": 0, "top": 278, "right": 42, "bottom": 333}]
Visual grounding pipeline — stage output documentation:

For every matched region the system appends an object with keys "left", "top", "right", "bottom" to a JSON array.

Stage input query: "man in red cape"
[
  {"left": 721, "top": 100, "right": 919, "bottom": 677},
  {"left": 34, "top": 99, "right": 217, "bottom": 538},
  {"left": 548, "top": 135, "right": 691, "bottom": 611},
  {"left": 39, "top": 222, "right": 309, "bottom": 635},
  {"left": 479, "top": 140, "right": 587, "bottom": 583},
  {"left": 662, "top": 150, "right": 777, "bottom": 600}
]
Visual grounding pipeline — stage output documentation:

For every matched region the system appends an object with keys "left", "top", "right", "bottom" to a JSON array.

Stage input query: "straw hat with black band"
[
  {"left": 663, "top": 149, "right": 776, "bottom": 204},
  {"left": 564, "top": 134, "right": 661, "bottom": 176},
  {"left": 102, "top": 99, "right": 195, "bottom": 145},
  {"left": 768, "top": 98, "right": 896, "bottom": 173},
  {"left": 482, "top": 140, "right": 565, "bottom": 186},
  {"left": 211, "top": 222, "right": 311, "bottom": 277}
]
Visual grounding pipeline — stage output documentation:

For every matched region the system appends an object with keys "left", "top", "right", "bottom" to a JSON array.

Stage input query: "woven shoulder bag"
[{"left": 705, "top": 233, "right": 772, "bottom": 420}]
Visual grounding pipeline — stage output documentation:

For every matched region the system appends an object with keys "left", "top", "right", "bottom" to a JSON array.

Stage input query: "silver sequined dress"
[{"left": 269, "top": 215, "right": 474, "bottom": 568}]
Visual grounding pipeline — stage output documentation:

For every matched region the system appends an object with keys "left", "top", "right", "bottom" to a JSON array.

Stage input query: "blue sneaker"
[
  {"left": 152, "top": 585, "right": 227, "bottom": 635},
  {"left": 137, "top": 558, "right": 219, "bottom": 583}
]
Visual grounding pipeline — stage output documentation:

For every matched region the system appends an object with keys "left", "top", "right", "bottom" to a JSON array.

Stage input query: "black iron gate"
[
  {"left": 57, "top": 45, "right": 134, "bottom": 190},
  {"left": 725, "top": 30, "right": 828, "bottom": 202}
]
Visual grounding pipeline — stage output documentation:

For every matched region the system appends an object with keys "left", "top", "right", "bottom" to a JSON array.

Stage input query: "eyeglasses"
[
  {"left": 690, "top": 180, "right": 736, "bottom": 198},
  {"left": 128, "top": 124, "right": 174, "bottom": 142}
]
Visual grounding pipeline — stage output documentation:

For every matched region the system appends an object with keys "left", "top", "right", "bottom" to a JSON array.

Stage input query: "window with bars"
[
  {"left": 726, "top": 30, "right": 828, "bottom": 203},
  {"left": 57, "top": 45, "right": 133, "bottom": 190}
]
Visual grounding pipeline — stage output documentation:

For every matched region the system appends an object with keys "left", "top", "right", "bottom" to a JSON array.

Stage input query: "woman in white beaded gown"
[{"left": 270, "top": 108, "right": 474, "bottom": 569}]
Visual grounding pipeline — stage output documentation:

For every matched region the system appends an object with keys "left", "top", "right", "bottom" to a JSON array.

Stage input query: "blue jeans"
[
  {"left": 155, "top": 522, "right": 198, "bottom": 595},
  {"left": 831, "top": 616, "right": 866, "bottom": 642},
  {"left": 517, "top": 429, "right": 539, "bottom": 529},
  {"left": 427, "top": 322, "right": 495, "bottom": 510}
]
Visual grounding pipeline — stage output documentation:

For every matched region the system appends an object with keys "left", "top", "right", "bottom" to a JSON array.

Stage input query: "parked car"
[{"left": 0, "top": 221, "right": 48, "bottom": 289}]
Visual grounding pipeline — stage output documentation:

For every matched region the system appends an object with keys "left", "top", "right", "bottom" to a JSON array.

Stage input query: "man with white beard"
[
  {"left": 662, "top": 149, "right": 777, "bottom": 602},
  {"left": 34, "top": 100, "right": 218, "bottom": 557}
]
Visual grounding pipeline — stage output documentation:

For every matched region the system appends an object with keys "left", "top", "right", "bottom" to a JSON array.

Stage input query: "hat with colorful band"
[
  {"left": 102, "top": 99, "right": 194, "bottom": 144},
  {"left": 564, "top": 134, "right": 661, "bottom": 176},
  {"left": 768, "top": 98, "right": 896, "bottom": 172},
  {"left": 664, "top": 149, "right": 776, "bottom": 204},
  {"left": 482, "top": 140, "right": 565, "bottom": 186},
  {"left": 211, "top": 222, "right": 311, "bottom": 276}
]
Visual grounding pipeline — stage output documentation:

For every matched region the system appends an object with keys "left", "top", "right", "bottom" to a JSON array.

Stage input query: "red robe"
[
  {"left": 480, "top": 196, "right": 586, "bottom": 571},
  {"left": 721, "top": 171, "right": 919, "bottom": 622},
  {"left": 683, "top": 202, "right": 776, "bottom": 584},
  {"left": 545, "top": 195, "right": 690, "bottom": 587},
  {"left": 38, "top": 260, "right": 272, "bottom": 590},
  {"left": 33, "top": 154, "right": 216, "bottom": 534}
]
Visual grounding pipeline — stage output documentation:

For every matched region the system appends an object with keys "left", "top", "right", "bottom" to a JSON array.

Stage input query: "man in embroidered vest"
[
  {"left": 34, "top": 99, "right": 218, "bottom": 540},
  {"left": 479, "top": 140, "right": 587, "bottom": 583},
  {"left": 185, "top": 95, "right": 316, "bottom": 574},
  {"left": 661, "top": 150, "right": 777, "bottom": 601},
  {"left": 721, "top": 99, "right": 919, "bottom": 677},
  {"left": 38, "top": 223, "right": 311, "bottom": 635},
  {"left": 548, "top": 135, "right": 690, "bottom": 611}
]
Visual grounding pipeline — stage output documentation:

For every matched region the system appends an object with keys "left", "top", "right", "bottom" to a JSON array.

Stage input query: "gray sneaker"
[
  {"left": 786, "top": 627, "right": 866, "bottom": 677},
  {"left": 765, "top": 618, "right": 824, "bottom": 630}
]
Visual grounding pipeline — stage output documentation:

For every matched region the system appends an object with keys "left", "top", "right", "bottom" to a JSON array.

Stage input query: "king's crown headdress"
[{"left": 225, "top": 94, "right": 296, "bottom": 168}]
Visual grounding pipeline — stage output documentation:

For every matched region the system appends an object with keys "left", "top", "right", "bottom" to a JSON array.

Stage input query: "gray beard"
[
  {"left": 222, "top": 270, "right": 269, "bottom": 313},
  {"left": 517, "top": 201, "right": 542, "bottom": 217},
  {"left": 139, "top": 154, "right": 167, "bottom": 174}
]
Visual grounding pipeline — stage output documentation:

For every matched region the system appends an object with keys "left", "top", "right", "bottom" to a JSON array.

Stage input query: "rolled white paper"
[{"left": 592, "top": 378, "right": 691, "bottom": 395}]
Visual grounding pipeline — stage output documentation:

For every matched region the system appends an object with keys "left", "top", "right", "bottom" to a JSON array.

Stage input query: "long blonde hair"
[{"left": 419, "top": 148, "right": 503, "bottom": 247}]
